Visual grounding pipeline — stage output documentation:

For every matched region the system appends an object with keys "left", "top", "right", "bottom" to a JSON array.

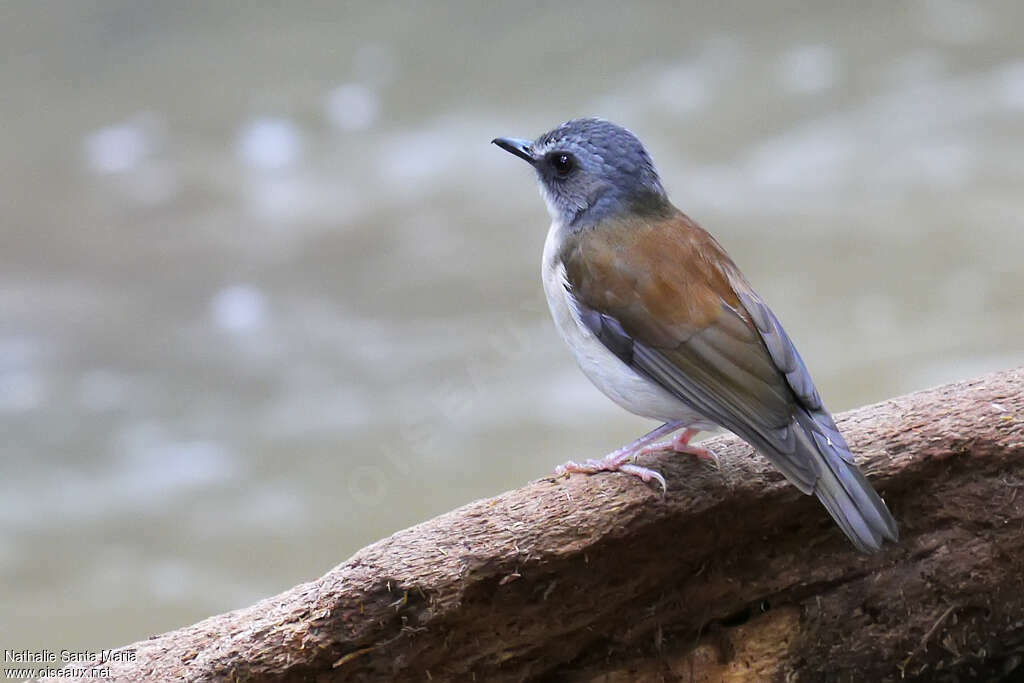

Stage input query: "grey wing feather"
[{"left": 736, "top": 290, "right": 898, "bottom": 548}]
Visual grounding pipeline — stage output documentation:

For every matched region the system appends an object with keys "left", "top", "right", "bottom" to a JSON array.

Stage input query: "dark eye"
[{"left": 549, "top": 152, "right": 575, "bottom": 176}]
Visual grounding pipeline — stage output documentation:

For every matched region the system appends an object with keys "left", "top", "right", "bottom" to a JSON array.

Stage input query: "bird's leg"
[
  {"left": 634, "top": 428, "right": 719, "bottom": 466},
  {"left": 554, "top": 421, "right": 686, "bottom": 492}
]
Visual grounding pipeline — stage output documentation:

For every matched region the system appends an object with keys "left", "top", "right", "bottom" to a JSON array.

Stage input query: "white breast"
[{"left": 541, "top": 222, "right": 707, "bottom": 425}]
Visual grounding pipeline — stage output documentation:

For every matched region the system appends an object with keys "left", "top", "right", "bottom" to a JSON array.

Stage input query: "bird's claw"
[
  {"left": 619, "top": 463, "right": 667, "bottom": 492},
  {"left": 553, "top": 425, "right": 714, "bottom": 493},
  {"left": 555, "top": 457, "right": 667, "bottom": 493}
]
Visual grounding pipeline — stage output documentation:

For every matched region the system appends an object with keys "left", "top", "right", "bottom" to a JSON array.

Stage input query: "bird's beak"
[{"left": 491, "top": 137, "right": 536, "bottom": 164}]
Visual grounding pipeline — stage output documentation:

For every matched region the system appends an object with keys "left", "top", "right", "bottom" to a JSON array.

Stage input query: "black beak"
[{"left": 491, "top": 137, "right": 536, "bottom": 164}]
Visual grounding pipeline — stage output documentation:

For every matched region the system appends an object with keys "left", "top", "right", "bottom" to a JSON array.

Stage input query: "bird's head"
[{"left": 492, "top": 118, "right": 668, "bottom": 229}]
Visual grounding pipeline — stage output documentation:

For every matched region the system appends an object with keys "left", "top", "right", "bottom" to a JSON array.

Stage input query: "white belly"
[{"left": 541, "top": 222, "right": 709, "bottom": 425}]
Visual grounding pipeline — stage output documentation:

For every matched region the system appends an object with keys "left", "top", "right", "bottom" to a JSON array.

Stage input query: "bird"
[{"left": 492, "top": 118, "right": 898, "bottom": 553}]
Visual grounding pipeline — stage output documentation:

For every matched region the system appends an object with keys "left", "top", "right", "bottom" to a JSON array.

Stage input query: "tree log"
[{"left": 44, "top": 368, "right": 1024, "bottom": 682}]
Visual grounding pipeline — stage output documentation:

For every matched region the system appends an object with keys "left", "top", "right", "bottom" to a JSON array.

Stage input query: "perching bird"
[{"left": 492, "top": 118, "right": 897, "bottom": 553}]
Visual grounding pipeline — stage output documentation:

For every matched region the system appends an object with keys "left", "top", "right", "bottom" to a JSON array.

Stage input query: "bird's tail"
[{"left": 795, "top": 409, "right": 898, "bottom": 553}]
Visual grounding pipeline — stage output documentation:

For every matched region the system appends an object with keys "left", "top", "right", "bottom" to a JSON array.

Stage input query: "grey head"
[{"left": 492, "top": 118, "right": 669, "bottom": 229}]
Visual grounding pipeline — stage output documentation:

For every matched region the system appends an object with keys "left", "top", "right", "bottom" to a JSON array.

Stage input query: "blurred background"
[{"left": 3, "top": 0, "right": 1024, "bottom": 652}]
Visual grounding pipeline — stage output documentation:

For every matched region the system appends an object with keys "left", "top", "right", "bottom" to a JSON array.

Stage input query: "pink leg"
[
  {"left": 555, "top": 421, "right": 716, "bottom": 492},
  {"left": 635, "top": 428, "right": 718, "bottom": 466}
]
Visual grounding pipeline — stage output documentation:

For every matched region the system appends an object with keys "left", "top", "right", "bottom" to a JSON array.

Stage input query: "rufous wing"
[{"left": 561, "top": 210, "right": 819, "bottom": 492}]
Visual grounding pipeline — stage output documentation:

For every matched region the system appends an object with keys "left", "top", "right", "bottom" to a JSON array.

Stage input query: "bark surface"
[{"left": 44, "top": 368, "right": 1024, "bottom": 682}]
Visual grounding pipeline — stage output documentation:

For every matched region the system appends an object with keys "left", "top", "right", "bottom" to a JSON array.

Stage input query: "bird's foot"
[
  {"left": 555, "top": 452, "right": 667, "bottom": 492},
  {"left": 554, "top": 421, "right": 716, "bottom": 493},
  {"left": 635, "top": 428, "right": 719, "bottom": 467},
  {"left": 554, "top": 427, "right": 716, "bottom": 493}
]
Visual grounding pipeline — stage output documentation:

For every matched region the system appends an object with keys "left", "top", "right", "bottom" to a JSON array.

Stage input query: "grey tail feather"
[{"left": 795, "top": 411, "right": 899, "bottom": 553}]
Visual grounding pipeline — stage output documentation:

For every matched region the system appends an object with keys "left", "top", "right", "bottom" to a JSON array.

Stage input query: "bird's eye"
[{"left": 549, "top": 152, "right": 575, "bottom": 176}]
